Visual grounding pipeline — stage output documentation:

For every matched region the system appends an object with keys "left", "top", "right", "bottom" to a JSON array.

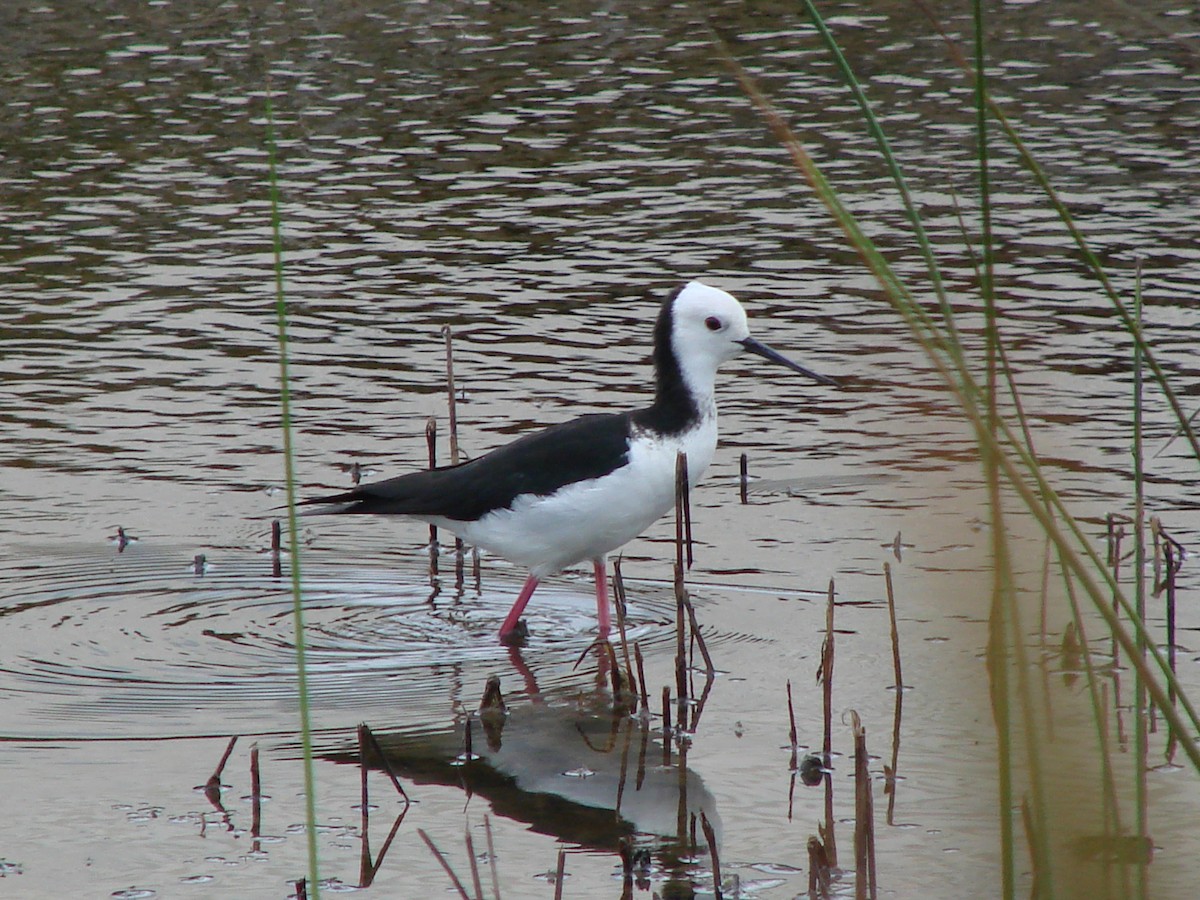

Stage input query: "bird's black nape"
[{"left": 632, "top": 285, "right": 701, "bottom": 435}]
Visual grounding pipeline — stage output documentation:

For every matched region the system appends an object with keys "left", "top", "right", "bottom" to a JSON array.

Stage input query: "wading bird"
[{"left": 302, "top": 281, "right": 835, "bottom": 642}]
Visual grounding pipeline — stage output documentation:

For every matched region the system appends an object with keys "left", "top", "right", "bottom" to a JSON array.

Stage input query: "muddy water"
[{"left": 3, "top": 1, "right": 1200, "bottom": 896}]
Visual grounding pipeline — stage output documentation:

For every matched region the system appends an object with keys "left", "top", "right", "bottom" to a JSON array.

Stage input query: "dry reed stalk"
[
  {"left": 633, "top": 641, "right": 650, "bottom": 717},
  {"left": 271, "top": 520, "right": 282, "bottom": 578},
  {"left": 739, "top": 451, "right": 749, "bottom": 504},
  {"left": 618, "top": 838, "right": 634, "bottom": 899},
  {"left": 851, "top": 711, "right": 876, "bottom": 900},
  {"left": 1157, "top": 521, "right": 1183, "bottom": 708},
  {"left": 674, "top": 451, "right": 693, "bottom": 568},
  {"left": 883, "top": 561, "right": 904, "bottom": 825},
  {"left": 886, "top": 689, "right": 902, "bottom": 827},
  {"left": 702, "top": 810, "right": 722, "bottom": 898},
  {"left": 484, "top": 816, "right": 501, "bottom": 900},
  {"left": 676, "top": 740, "right": 691, "bottom": 848},
  {"left": 442, "top": 326, "right": 460, "bottom": 464},
  {"left": 358, "top": 722, "right": 410, "bottom": 802},
  {"left": 808, "top": 835, "right": 831, "bottom": 898},
  {"left": 787, "top": 678, "right": 799, "bottom": 772},
  {"left": 442, "top": 325, "right": 465, "bottom": 569},
  {"left": 362, "top": 809, "right": 407, "bottom": 889},
  {"left": 1111, "top": 515, "right": 1125, "bottom": 665},
  {"left": 661, "top": 686, "right": 672, "bottom": 766},
  {"left": 250, "top": 744, "right": 261, "bottom": 839},
  {"left": 553, "top": 848, "right": 566, "bottom": 900},
  {"left": 465, "top": 824, "right": 484, "bottom": 900},
  {"left": 1151, "top": 515, "right": 1162, "bottom": 590},
  {"left": 612, "top": 558, "right": 637, "bottom": 697},
  {"left": 419, "top": 828, "right": 472, "bottom": 900},
  {"left": 426, "top": 417, "right": 439, "bottom": 574},
  {"left": 883, "top": 562, "right": 903, "bottom": 689},
  {"left": 820, "top": 578, "right": 838, "bottom": 867},
  {"left": 682, "top": 591, "right": 715, "bottom": 677},
  {"left": 205, "top": 735, "right": 238, "bottom": 806}
]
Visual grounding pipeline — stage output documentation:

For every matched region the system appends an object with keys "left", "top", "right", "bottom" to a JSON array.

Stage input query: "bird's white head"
[
  {"left": 665, "top": 280, "right": 837, "bottom": 397},
  {"left": 669, "top": 281, "right": 753, "bottom": 374}
]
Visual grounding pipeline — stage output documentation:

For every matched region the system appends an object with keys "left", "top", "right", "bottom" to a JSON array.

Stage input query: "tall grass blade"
[
  {"left": 967, "top": 3, "right": 1018, "bottom": 895},
  {"left": 266, "top": 92, "right": 322, "bottom": 897},
  {"left": 796, "top": 0, "right": 962, "bottom": 354},
  {"left": 717, "top": 9, "right": 1200, "bottom": 894},
  {"left": 909, "top": 0, "right": 1200, "bottom": 466},
  {"left": 1133, "top": 260, "right": 1149, "bottom": 897},
  {"left": 715, "top": 0, "right": 1200, "bottom": 777}
]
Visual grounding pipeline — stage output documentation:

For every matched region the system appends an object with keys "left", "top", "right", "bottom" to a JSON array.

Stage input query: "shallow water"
[{"left": 3, "top": 0, "right": 1200, "bottom": 896}]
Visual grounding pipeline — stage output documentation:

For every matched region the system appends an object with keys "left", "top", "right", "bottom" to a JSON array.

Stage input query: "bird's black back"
[{"left": 303, "top": 411, "right": 634, "bottom": 522}]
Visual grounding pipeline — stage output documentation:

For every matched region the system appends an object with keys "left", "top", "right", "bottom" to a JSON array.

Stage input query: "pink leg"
[
  {"left": 499, "top": 574, "right": 540, "bottom": 641},
  {"left": 593, "top": 557, "right": 611, "bottom": 637}
]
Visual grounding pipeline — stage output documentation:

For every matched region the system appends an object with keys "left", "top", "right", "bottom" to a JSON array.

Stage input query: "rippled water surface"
[{"left": 3, "top": 0, "right": 1200, "bottom": 896}]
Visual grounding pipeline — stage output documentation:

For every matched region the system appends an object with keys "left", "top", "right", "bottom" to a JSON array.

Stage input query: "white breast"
[{"left": 432, "top": 414, "right": 718, "bottom": 576}]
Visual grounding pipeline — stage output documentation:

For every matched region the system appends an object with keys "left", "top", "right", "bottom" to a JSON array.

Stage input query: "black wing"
[{"left": 301, "top": 412, "right": 634, "bottom": 522}]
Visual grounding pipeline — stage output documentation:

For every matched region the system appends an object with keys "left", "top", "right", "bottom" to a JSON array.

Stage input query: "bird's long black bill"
[{"left": 740, "top": 337, "right": 837, "bottom": 386}]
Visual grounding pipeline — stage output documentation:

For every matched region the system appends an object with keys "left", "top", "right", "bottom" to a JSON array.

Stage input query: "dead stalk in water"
[
  {"left": 739, "top": 451, "right": 749, "bottom": 504},
  {"left": 883, "top": 562, "right": 903, "bottom": 689},
  {"left": 553, "top": 848, "right": 566, "bottom": 900},
  {"left": 675, "top": 451, "right": 693, "bottom": 568},
  {"left": 426, "top": 416, "right": 439, "bottom": 574},
  {"left": 702, "top": 810, "right": 722, "bottom": 899},
  {"left": 851, "top": 711, "right": 876, "bottom": 900},
  {"left": 820, "top": 578, "right": 838, "bottom": 868},
  {"left": 808, "top": 835, "right": 831, "bottom": 898},
  {"left": 358, "top": 722, "right": 411, "bottom": 802},
  {"left": 613, "top": 558, "right": 637, "bottom": 697},
  {"left": 1155, "top": 520, "right": 1184, "bottom": 710},
  {"left": 886, "top": 689, "right": 903, "bottom": 827},
  {"left": 883, "top": 563, "right": 904, "bottom": 824},
  {"left": 250, "top": 744, "right": 262, "bottom": 839},
  {"left": 787, "top": 678, "right": 799, "bottom": 769},
  {"left": 484, "top": 816, "right": 501, "bottom": 900},
  {"left": 204, "top": 735, "right": 238, "bottom": 807},
  {"left": 633, "top": 641, "right": 650, "bottom": 717},
  {"left": 271, "top": 520, "right": 282, "bottom": 578},
  {"left": 662, "top": 686, "right": 673, "bottom": 766},
  {"left": 618, "top": 838, "right": 635, "bottom": 899},
  {"left": 442, "top": 326, "right": 460, "bottom": 464},
  {"left": 419, "top": 828, "right": 472, "bottom": 900},
  {"left": 683, "top": 591, "right": 715, "bottom": 677},
  {"left": 465, "top": 824, "right": 484, "bottom": 900},
  {"left": 442, "top": 325, "right": 465, "bottom": 567}
]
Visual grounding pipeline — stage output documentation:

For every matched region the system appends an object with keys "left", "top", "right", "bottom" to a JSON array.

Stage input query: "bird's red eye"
[{"left": 705, "top": 316, "right": 722, "bottom": 331}]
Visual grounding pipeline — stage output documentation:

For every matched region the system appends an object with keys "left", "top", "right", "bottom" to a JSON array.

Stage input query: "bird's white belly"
[{"left": 431, "top": 417, "right": 717, "bottom": 576}]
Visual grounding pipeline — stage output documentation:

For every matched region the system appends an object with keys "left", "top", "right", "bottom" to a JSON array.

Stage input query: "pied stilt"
[{"left": 302, "top": 281, "right": 835, "bottom": 642}]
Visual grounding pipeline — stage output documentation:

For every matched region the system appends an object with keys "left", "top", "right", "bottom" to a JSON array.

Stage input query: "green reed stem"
[
  {"left": 971, "top": 2, "right": 1018, "bottom": 893},
  {"left": 717, "top": 5, "right": 1200, "bottom": 776},
  {"left": 1133, "top": 260, "right": 1148, "bottom": 898},
  {"left": 797, "top": 0, "right": 962, "bottom": 355},
  {"left": 266, "top": 93, "right": 322, "bottom": 898},
  {"left": 911, "top": 2, "right": 1200, "bottom": 467}
]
